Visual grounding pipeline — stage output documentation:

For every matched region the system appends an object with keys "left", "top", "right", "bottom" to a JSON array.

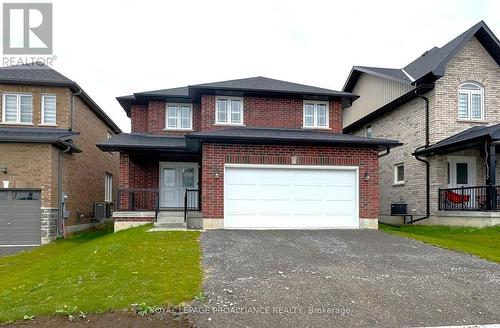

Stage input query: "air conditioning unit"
[
  {"left": 94, "top": 202, "right": 112, "bottom": 220},
  {"left": 391, "top": 203, "right": 408, "bottom": 215}
]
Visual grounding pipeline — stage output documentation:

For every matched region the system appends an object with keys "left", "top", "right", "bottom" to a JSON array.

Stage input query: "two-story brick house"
[
  {"left": 98, "top": 76, "right": 400, "bottom": 231},
  {"left": 342, "top": 21, "right": 500, "bottom": 226},
  {"left": 0, "top": 63, "right": 121, "bottom": 245}
]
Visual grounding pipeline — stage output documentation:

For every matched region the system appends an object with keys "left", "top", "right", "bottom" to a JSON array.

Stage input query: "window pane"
[
  {"left": 43, "top": 96, "right": 56, "bottom": 124},
  {"left": 230, "top": 100, "right": 242, "bottom": 124},
  {"left": 4, "top": 95, "right": 17, "bottom": 122},
  {"left": 316, "top": 104, "right": 327, "bottom": 126},
  {"left": 163, "top": 168, "right": 176, "bottom": 187},
  {"left": 366, "top": 126, "right": 372, "bottom": 138},
  {"left": 167, "top": 106, "right": 178, "bottom": 128},
  {"left": 20, "top": 95, "right": 32, "bottom": 123},
  {"left": 460, "top": 83, "right": 480, "bottom": 91},
  {"left": 471, "top": 94, "right": 481, "bottom": 119},
  {"left": 397, "top": 165, "right": 404, "bottom": 182},
  {"left": 456, "top": 163, "right": 468, "bottom": 185},
  {"left": 12, "top": 191, "right": 40, "bottom": 201},
  {"left": 304, "top": 104, "right": 314, "bottom": 126},
  {"left": 458, "top": 93, "right": 468, "bottom": 119},
  {"left": 180, "top": 106, "right": 191, "bottom": 129},
  {"left": 182, "top": 168, "right": 195, "bottom": 188},
  {"left": 217, "top": 99, "right": 228, "bottom": 123}
]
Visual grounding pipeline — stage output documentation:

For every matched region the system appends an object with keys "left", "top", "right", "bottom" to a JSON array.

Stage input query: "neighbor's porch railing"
[
  {"left": 184, "top": 189, "right": 200, "bottom": 222},
  {"left": 438, "top": 185, "right": 500, "bottom": 211}
]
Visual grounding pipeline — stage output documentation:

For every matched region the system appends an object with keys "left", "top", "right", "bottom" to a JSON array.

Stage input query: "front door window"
[
  {"left": 160, "top": 163, "right": 198, "bottom": 208},
  {"left": 455, "top": 163, "right": 468, "bottom": 185}
]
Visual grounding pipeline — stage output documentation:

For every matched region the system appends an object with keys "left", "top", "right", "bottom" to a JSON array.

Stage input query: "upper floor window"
[
  {"left": 366, "top": 125, "right": 372, "bottom": 138},
  {"left": 216, "top": 97, "right": 243, "bottom": 125},
  {"left": 303, "top": 101, "right": 329, "bottom": 128},
  {"left": 2, "top": 93, "right": 32, "bottom": 124},
  {"left": 41, "top": 95, "right": 56, "bottom": 125},
  {"left": 458, "top": 82, "right": 484, "bottom": 120},
  {"left": 166, "top": 103, "right": 192, "bottom": 130}
]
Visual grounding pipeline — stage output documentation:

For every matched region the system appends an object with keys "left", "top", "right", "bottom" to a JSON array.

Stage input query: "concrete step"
[
  {"left": 154, "top": 222, "right": 187, "bottom": 229},
  {"left": 187, "top": 211, "right": 203, "bottom": 218}
]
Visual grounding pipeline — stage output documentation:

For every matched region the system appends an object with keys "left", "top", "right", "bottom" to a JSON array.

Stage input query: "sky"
[{"left": 33, "top": 0, "right": 500, "bottom": 132}]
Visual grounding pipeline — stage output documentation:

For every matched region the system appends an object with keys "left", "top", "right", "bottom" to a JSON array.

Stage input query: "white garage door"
[{"left": 224, "top": 165, "right": 358, "bottom": 229}]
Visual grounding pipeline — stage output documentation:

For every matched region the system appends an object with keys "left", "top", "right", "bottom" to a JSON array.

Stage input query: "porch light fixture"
[
  {"left": 364, "top": 172, "right": 370, "bottom": 180},
  {"left": 291, "top": 156, "right": 298, "bottom": 165},
  {"left": 214, "top": 171, "right": 220, "bottom": 179},
  {"left": 0, "top": 166, "right": 6, "bottom": 174}
]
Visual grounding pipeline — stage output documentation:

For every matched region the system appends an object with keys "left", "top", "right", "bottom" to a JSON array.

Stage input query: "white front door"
[
  {"left": 448, "top": 156, "right": 476, "bottom": 188},
  {"left": 160, "top": 163, "right": 199, "bottom": 208}
]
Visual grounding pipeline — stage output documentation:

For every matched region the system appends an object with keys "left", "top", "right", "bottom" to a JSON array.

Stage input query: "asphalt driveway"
[{"left": 190, "top": 230, "right": 500, "bottom": 328}]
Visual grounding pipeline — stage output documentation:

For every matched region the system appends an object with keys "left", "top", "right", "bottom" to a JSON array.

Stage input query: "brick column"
[{"left": 119, "top": 152, "right": 130, "bottom": 209}]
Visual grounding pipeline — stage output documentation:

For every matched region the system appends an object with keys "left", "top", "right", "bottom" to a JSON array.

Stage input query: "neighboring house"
[
  {"left": 98, "top": 77, "right": 400, "bottom": 231},
  {"left": 0, "top": 63, "right": 121, "bottom": 245},
  {"left": 342, "top": 21, "right": 500, "bottom": 226}
]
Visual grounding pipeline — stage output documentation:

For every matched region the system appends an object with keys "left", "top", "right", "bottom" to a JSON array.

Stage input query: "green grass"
[
  {"left": 0, "top": 223, "right": 202, "bottom": 323},
  {"left": 380, "top": 223, "right": 500, "bottom": 263}
]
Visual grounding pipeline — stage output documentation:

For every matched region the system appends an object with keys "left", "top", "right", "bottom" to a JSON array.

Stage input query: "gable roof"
[
  {"left": 343, "top": 20, "right": 500, "bottom": 93},
  {"left": 118, "top": 76, "right": 357, "bottom": 116},
  {"left": 0, "top": 63, "right": 122, "bottom": 133}
]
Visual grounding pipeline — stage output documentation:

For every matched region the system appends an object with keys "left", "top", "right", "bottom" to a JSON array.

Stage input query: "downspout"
[
  {"left": 411, "top": 91, "right": 431, "bottom": 223},
  {"left": 57, "top": 146, "right": 71, "bottom": 237}
]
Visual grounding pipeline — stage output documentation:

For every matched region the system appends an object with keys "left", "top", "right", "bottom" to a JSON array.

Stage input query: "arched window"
[{"left": 458, "top": 82, "right": 484, "bottom": 120}]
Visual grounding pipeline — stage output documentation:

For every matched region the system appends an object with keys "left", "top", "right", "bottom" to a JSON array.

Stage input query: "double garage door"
[
  {"left": 224, "top": 166, "right": 358, "bottom": 229},
  {"left": 0, "top": 190, "right": 41, "bottom": 245}
]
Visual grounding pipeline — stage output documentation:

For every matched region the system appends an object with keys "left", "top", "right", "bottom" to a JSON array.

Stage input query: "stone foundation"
[
  {"left": 41, "top": 208, "right": 59, "bottom": 244},
  {"left": 359, "top": 218, "right": 378, "bottom": 229}
]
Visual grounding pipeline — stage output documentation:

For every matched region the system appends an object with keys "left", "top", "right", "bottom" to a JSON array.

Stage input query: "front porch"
[{"left": 416, "top": 123, "right": 500, "bottom": 226}]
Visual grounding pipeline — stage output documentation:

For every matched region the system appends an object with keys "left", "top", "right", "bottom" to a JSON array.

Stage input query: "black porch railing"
[
  {"left": 184, "top": 189, "right": 200, "bottom": 222},
  {"left": 438, "top": 185, "right": 500, "bottom": 211},
  {"left": 117, "top": 188, "right": 159, "bottom": 213}
]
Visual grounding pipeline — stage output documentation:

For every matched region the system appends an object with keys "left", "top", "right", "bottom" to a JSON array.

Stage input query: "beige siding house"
[{"left": 343, "top": 21, "right": 500, "bottom": 227}]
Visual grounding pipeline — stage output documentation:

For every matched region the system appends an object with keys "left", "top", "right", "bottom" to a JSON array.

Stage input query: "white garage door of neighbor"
[{"left": 224, "top": 166, "right": 359, "bottom": 229}]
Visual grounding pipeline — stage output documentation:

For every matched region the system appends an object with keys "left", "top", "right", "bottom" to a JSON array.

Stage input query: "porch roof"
[
  {"left": 0, "top": 127, "right": 81, "bottom": 152},
  {"left": 97, "top": 133, "right": 192, "bottom": 153},
  {"left": 185, "top": 127, "right": 401, "bottom": 151},
  {"left": 415, "top": 123, "right": 500, "bottom": 155}
]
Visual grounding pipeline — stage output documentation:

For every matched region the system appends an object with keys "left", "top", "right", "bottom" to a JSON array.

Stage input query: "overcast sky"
[{"left": 46, "top": 0, "right": 500, "bottom": 132}]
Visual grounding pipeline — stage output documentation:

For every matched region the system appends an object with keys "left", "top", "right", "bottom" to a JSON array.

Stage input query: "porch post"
[{"left": 486, "top": 141, "right": 496, "bottom": 210}]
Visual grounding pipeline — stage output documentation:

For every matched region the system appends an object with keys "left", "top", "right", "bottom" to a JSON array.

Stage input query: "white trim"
[
  {"left": 223, "top": 164, "right": 360, "bottom": 229},
  {"left": 393, "top": 162, "right": 405, "bottom": 185},
  {"left": 104, "top": 172, "right": 113, "bottom": 202},
  {"left": 302, "top": 100, "right": 329, "bottom": 129},
  {"left": 401, "top": 69, "right": 415, "bottom": 82},
  {"left": 41, "top": 94, "right": 57, "bottom": 125},
  {"left": 165, "top": 103, "right": 193, "bottom": 130},
  {"left": 159, "top": 161, "right": 199, "bottom": 208},
  {"left": 457, "top": 82, "right": 485, "bottom": 121},
  {"left": 447, "top": 156, "right": 476, "bottom": 187},
  {"left": 215, "top": 96, "right": 244, "bottom": 125},
  {"left": 1, "top": 93, "right": 33, "bottom": 124}
]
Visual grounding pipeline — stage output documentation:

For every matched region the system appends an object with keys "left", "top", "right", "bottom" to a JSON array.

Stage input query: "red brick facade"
[
  {"left": 130, "top": 96, "right": 343, "bottom": 135},
  {"left": 201, "top": 143, "right": 379, "bottom": 221}
]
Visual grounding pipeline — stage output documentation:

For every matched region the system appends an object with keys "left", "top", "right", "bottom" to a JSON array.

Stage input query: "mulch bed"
[{"left": 3, "top": 311, "right": 194, "bottom": 328}]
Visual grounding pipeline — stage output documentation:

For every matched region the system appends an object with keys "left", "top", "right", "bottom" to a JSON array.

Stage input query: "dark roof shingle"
[
  {"left": 0, "top": 127, "right": 80, "bottom": 152},
  {"left": 97, "top": 133, "right": 189, "bottom": 152}
]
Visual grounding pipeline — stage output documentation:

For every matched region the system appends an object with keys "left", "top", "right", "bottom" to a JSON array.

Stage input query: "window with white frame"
[
  {"left": 458, "top": 82, "right": 484, "bottom": 120},
  {"left": 107, "top": 131, "right": 113, "bottom": 139},
  {"left": 366, "top": 125, "right": 372, "bottom": 138},
  {"left": 165, "top": 103, "right": 192, "bottom": 130},
  {"left": 394, "top": 163, "right": 404, "bottom": 185},
  {"left": 41, "top": 95, "right": 56, "bottom": 125},
  {"left": 215, "top": 97, "right": 243, "bottom": 125},
  {"left": 303, "top": 101, "right": 328, "bottom": 128},
  {"left": 2, "top": 93, "right": 33, "bottom": 124},
  {"left": 105, "top": 172, "right": 113, "bottom": 202}
]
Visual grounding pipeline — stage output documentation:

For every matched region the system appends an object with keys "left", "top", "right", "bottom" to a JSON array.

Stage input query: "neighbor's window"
[
  {"left": 366, "top": 125, "right": 373, "bottom": 138},
  {"left": 303, "top": 101, "right": 328, "bottom": 128},
  {"left": 107, "top": 131, "right": 113, "bottom": 139},
  {"left": 394, "top": 163, "right": 404, "bottom": 185},
  {"left": 458, "top": 82, "right": 484, "bottom": 120},
  {"left": 216, "top": 97, "right": 243, "bottom": 125},
  {"left": 105, "top": 172, "right": 113, "bottom": 202},
  {"left": 2, "top": 93, "right": 32, "bottom": 124},
  {"left": 166, "top": 103, "right": 192, "bottom": 130},
  {"left": 41, "top": 95, "right": 56, "bottom": 125}
]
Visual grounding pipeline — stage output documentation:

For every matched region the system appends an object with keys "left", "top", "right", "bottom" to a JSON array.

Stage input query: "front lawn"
[
  {"left": 380, "top": 223, "right": 500, "bottom": 263},
  {"left": 0, "top": 223, "right": 202, "bottom": 323}
]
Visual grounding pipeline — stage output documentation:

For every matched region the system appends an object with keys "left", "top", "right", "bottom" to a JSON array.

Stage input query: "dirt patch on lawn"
[{"left": 3, "top": 311, "right": 194, "bottom": 328}]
